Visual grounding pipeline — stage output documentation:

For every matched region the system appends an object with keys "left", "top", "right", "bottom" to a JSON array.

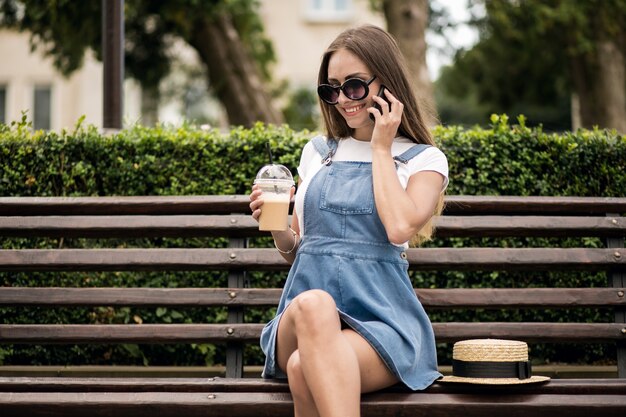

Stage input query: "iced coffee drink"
[{"left": 254, "top": 164, "right": 294, "bottom": 231}]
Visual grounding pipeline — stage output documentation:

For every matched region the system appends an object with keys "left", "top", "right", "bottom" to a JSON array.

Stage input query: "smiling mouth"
[{"left": 343, "top": 104, "right": 366, "bottom": 114}]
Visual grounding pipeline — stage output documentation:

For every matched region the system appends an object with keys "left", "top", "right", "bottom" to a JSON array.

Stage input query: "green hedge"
[
  {"left": 2, "top": 114, "right": 624, "bottom": 197},
  {"left": 0, "top": 116, "right": 307, "bottom": 197},
  {"left": 1, "top": 114, "right": 625, "bottom": 368}
]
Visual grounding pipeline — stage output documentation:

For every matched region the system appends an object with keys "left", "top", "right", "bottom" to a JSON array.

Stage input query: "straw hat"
[{"left": 439, "top": 339, "right": 550, "bottom": 385}]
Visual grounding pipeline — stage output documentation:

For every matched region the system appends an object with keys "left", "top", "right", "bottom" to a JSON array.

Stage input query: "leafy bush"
[{"left": 1, "top": 114, "right": 625, "bottom": 367}]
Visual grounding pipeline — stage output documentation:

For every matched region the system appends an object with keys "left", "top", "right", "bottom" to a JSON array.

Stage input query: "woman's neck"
[{"left": 351, "top": 125, "right": 373, "bottom": 141}]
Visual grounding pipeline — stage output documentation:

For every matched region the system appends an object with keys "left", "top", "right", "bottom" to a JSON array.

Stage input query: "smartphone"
[{"left": 369, "top": 85, "right": 391, "bottom": 121}]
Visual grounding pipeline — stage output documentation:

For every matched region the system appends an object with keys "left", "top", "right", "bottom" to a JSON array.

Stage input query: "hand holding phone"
[{"left": 369, "top": 85, "right": 392, "bottom": 122}]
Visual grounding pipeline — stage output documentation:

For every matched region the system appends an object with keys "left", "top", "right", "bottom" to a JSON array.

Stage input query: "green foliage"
[
  {"left": 0, "top": 118, "right": 308, "bottom": 196},
  {"left": 0, "top": 0, "right": 276, "bottom": 124},
  {"left": 0, "top": 115, "right": 625, "bottom": 367},
  {"left": 0, "top": 1, "right": 101, "bottom": 75},
  {"left": 282, "top": 87, "right": 320, "bottom": 132},
  {"left": 0, "top": 0, "right": 276, "bottom": 89},
  {"left": 437, "top": 0, "right": 626, "bottom": 130},
  {"left": 438, "top": 114, "right": 626, "bottom": 196}
]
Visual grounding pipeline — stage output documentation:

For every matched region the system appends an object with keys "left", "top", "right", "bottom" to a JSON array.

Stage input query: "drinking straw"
[
  {"left": 266, "top": 141, "right": 278, "bottom": 192},
  {"left": 266, "top": 141, "right": 274, "bottom": 165}
]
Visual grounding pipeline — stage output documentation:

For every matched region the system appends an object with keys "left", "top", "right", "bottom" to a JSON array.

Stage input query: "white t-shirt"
[{"left": 294, "top": 136, "right": 449, "bottom": 241}]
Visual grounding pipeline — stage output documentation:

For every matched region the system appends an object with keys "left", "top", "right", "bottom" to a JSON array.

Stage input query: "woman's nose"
[{"left": 337, "top": 89, "right": 353, "bottom": 105}]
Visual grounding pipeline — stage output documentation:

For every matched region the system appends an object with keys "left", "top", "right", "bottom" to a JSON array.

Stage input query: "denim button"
[{"left": 400, "top": 251, "right": 407, "bottom": 259}]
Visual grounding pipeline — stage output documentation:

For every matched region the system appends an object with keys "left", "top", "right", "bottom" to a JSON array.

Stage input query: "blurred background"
[{"left": 0, "top": 0, "right": 624, "bottom": 133}]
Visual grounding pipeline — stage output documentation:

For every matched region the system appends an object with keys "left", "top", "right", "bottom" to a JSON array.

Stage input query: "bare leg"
[
  {"left": 341, "top": 328, "right": 399, "bottom": 394},
  {"left": 286, "top": 350, "right": 320, "bottom": 417},
  {"left": 276, "top": 289, "right": 399, "bottom": 417},
  {"left": 277, "top": 289, "right": 359, "bottom": 416}
]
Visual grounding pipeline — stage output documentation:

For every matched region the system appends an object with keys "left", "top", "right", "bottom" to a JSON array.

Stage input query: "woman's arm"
[
  {"left": 270, "top": 207, "right": 300, "bottom": 264},
  {"left": 369, "top": 90, "right": 444, "bottom": 245},
  {"left": 371, "top": 150, "right": 444, "bottom": 244}
]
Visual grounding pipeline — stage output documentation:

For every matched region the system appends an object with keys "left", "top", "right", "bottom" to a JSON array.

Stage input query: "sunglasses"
[{"left": 317, "top": 75, "right": 376, "bottom": 105}]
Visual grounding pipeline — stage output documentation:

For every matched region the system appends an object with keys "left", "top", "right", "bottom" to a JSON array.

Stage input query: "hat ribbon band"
[{"left": 452, "top": 359, "right": 531, "bottom": 380}]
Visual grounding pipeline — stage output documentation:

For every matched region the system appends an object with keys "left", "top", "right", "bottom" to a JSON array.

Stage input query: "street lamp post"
[{"left": 102, "top": 0, "right": 124, "bottom": 130}]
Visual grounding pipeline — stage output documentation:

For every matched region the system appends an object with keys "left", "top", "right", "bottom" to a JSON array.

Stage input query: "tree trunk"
[
  {"left": 570, "top": 93, "right": 581, "bottom": 130},
  {"left": 570, "top": 39, "right": 626, "bottom": 133},
  {"left": 595, "top": 40, "right": 626, "bottom": 133},
  {"left": 187, "top": 14, "right": 284, "bottom": 127},
  {"left": 140, "top": 84, "right": 159, "bottom": 127},
  {"left": 381, "top": 0, "right": 437, "bottom": 126}
]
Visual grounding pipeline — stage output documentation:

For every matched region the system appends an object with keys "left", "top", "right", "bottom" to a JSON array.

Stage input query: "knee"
[
  {"left": 292, "top": 290, "right": 339, "bottom": 339},
  {"left": 293, "top": 290, "right": 338, "bottom": 333}
]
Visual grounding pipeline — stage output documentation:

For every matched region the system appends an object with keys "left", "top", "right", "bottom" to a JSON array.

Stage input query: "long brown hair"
[
  {"left": 317, "top": 24, "right": 435, "bottom": 146},
  {"left": 317, "top": 24, "right": 443, "bottom": 245}
]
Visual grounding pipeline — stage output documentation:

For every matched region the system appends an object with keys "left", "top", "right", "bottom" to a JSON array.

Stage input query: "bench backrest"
[{"left": 0, "top": 195, "right": 625, "bottom": 378}]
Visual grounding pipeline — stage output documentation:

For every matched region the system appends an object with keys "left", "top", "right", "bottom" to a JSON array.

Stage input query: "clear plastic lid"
[{"left": 254, "top": 164, "right": 294, "bottom": 185}]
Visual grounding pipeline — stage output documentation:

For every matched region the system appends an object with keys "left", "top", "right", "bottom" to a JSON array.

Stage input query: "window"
[
  {"left": 304, "top": 0, "right": 353, "bottom": 22},
  {"left": 33, "top": 85, "right": 51, "bottom": 130},
  {"left": 0, "top": 86, "right": 6, "bottom": 124}
]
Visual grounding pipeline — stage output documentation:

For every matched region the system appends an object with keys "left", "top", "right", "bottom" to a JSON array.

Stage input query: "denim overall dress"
[{"left": 260, "top": 136, "right": 442, "bottom": 390}]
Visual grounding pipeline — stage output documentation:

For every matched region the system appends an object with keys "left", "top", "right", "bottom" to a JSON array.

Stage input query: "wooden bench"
[{"left": 1, "top": 194, "right": 625, "bottom": 417}]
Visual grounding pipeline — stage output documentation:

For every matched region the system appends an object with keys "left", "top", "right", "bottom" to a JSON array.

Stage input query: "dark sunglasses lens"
[
  {"left": 343, "top": 79, "right": 368, "bottom": 100},
  {"left": 317, "top": 85, "right": 339, "bottom": 104}
]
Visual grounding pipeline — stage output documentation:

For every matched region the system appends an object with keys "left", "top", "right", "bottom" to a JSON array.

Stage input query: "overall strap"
[
  {"left": 311, "top": 135, "right": 338, "bottom": 165},
  {"left": 393, "top": 144, "right": 431, "bottom": 166}
]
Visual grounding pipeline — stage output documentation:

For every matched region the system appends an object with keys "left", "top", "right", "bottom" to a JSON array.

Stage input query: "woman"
[{"left": 249, "top": 24, "right": 448, "bottom": 417}]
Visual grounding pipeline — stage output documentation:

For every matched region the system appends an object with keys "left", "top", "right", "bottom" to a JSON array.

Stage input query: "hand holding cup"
[{"left": 251, "top": 164, "right": 294, "bottom": 231}]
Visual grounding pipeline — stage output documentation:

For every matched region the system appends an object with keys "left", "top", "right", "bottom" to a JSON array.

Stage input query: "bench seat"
[{"left": 1, "top": 378, "right": 626, "bottom": 417}]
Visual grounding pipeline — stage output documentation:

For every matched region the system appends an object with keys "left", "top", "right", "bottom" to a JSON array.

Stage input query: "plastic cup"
[{"left": 254, "top": 164, "right": 294, "bottom": 231}]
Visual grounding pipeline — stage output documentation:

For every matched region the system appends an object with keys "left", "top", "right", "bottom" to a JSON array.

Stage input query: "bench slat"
[
  {"left": 0, "top": 195, "right": 250, "bottom": 216},
  {"left": 435, "top": 322, "right": 626, "bottom": 342},
  {"left": 443, "top": 195, "right": 626, "bottom": 215},
  {"left": 1, "top": 287, "right": 624, "bottom": 308},
  {"left": 1, "top": 377, "right": 625, "bottom": 395},
  {"left": 2, "top": 195, "right": 625, "bottom": 216},
  {"left": 406, "top": 248, "right": 625, "bottom": 270},
  {"left": 0, "top": 248, "right": 623, "bottom": 271},
  {"left": 1, "top": 215, "right": 624, "bottom": 238},
  {"left": 0, "top": 287, "right": 278, "bottom": 307},
  {"left": 0, "top": 324, "right": 261, "bottom": 343},
  {"left": 435, "top": 215, "right": 625, "bottom": 237},
  {"left": 0, "top": 323, "right": 623, "bottom": 343},
  {"left": 1, "top": 391, "right": 625, "bottom": 417},
  {"left": 418, "top": 287, "right": 626, "bottom": 308},
  {"left": 0, "top": 215, "right": 259, "bottom": 238}
]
